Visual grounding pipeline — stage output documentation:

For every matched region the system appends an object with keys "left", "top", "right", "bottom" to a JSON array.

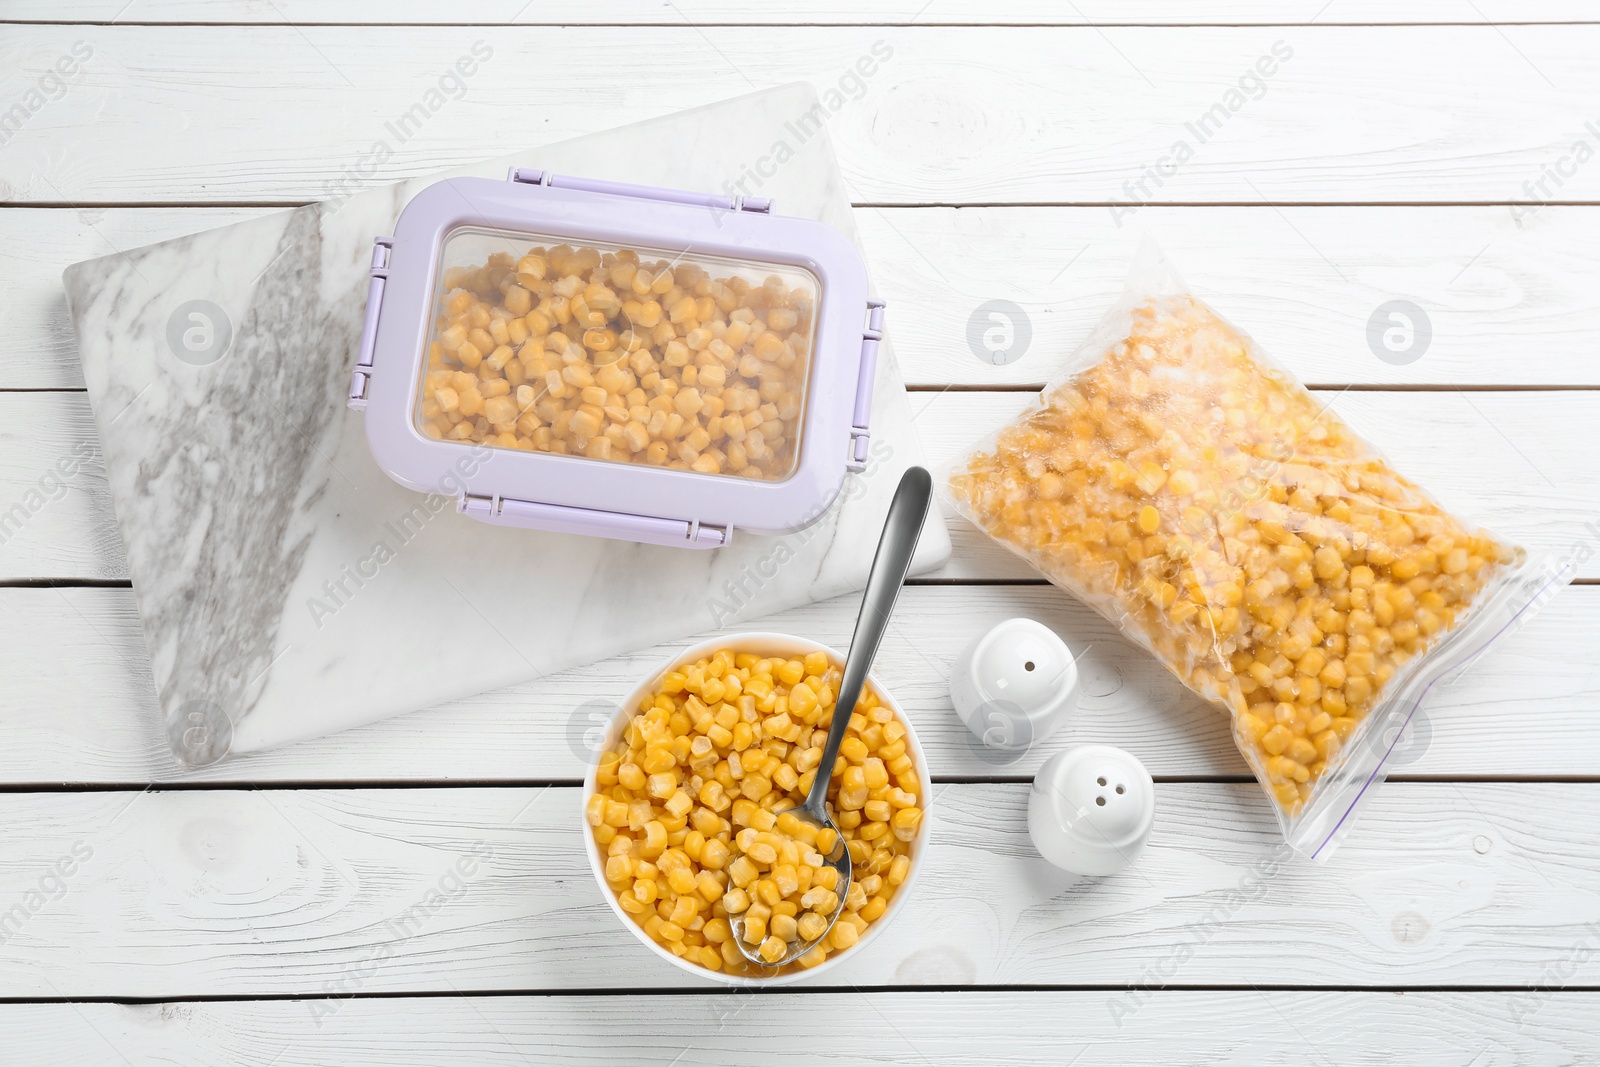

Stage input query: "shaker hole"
[
  {"left": 1115, "top": 785, "right": 1125, "bottom": 794},
  {"left": 1097, "top": 777, "right": 1107, "bottom": 786},
  {"left": 1024, "top": 661, "right": 1035, "bottom": 671},
  {"left": 1095, "top": 796, "right": 1106, "bottom": 806}
]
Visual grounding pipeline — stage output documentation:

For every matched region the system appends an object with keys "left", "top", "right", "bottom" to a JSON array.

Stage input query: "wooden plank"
[
  {"left": 1, "top": 991, "right": 1595, "bottom": 1065},
  {"left": 0, "top": 782, "right": 1597, "bottom": 996},
  {"left": 0, "top": 206, "right": 269, "bottom": 390},
  {"left": 1, "top": 581, "right": 1593, "bottom": 784},
  {"left": 3, "top": 390, "right": 1593, "bottom": 582},
  {"left": 0, "top": 392, "right": 123, "bottom": 581},
  {"left": 2, "top": 26, "right": 1597, "bottom": 204},
  {"left": 860, "top": 205, "right": 1600, "bottom": 389},
  {"left": 4, "top": 0, "right": 1594, "bottom": 25},
  {"left": 12, "top": 204, "right": 1600, "bottom": 390}
]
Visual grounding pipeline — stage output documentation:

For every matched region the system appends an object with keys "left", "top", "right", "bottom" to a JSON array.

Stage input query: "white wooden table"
[{"left": 3, "top": 3, "right": 1599, "bottom": 1063}]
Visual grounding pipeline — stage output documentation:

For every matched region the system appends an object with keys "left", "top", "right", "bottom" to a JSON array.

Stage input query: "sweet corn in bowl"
[{"left": 581, "top": 633, "right": 932, "bottom": 985}]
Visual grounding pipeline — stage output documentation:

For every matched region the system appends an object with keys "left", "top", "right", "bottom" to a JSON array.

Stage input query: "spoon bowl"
[{"left": 728, "top": 806, "right": 851, "bottom": 967}]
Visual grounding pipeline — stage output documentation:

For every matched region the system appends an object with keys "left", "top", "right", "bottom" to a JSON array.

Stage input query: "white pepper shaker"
[
  {"left": 949, "top": 618, "right": 1078, "bottom": 758},
  {"left": 1029, "top": 744, "right": 1155, "bottom": 876}
]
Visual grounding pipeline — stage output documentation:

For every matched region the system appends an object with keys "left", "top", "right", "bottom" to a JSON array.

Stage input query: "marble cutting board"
[{"left": 62, "top": 83, "right": 951, "bottom": 766}]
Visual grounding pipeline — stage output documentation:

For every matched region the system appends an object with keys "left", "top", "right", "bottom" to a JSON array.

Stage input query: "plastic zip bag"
[{"left": 945, "top": 244, "right": 1564, "bottom": 859}]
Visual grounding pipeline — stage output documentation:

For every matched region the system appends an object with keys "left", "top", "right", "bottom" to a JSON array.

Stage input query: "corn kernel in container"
[
  {"left": 351, "top": 170, "right": 886, "bottom": 549},
  {"left": 947, "top": 251, "right": 1546, "bottom": 857},
  {"left": 587, "top": 647, "right": 921, "bottom": 978}
]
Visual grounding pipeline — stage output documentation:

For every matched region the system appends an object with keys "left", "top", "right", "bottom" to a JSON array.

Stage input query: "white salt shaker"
[
  {"left": 949, "top": 618, "right": 1078, "bottom": 757},
  {"left": 1029, "top": 745, "right": 1155, "bottom": 876}
]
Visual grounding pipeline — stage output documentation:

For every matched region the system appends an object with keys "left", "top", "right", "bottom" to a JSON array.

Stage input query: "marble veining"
[{"left": 62, "top": 84, "right": 951, "bottom": 765}]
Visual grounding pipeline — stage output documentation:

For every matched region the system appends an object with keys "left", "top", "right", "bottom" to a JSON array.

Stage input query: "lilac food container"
[{"left": 348, "top": 168, "right": 886, "bottom": 549}]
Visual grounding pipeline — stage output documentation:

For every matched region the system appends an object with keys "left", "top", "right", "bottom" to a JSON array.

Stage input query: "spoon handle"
[{"left": 803, "top": 466, "right": 933, "bottom": 821}]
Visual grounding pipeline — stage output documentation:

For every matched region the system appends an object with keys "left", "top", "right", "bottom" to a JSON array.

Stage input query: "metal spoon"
[{"left": 731, "top": 465, "right": 933, "bottom": 967}]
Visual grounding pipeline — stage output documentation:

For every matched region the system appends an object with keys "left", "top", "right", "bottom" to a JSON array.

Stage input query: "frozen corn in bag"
[{"left": 946, "top": 245, "right": 1564, "bottom": 859}]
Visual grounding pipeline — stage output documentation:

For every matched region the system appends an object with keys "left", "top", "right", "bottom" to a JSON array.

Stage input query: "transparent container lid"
[{"left": 415, "top": 226, "right": 820, "bottom": 483}]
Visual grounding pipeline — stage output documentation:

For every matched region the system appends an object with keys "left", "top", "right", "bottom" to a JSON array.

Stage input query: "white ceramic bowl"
[{"left": 581, "top": 631, "right": 934, "bottom": 986}]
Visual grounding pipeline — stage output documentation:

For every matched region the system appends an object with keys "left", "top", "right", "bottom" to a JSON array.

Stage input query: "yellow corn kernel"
[
  {"left": 600, "top": 800, "right": 629, "bottom": 828},
  {"left": 694, "top": 870, "right": 724, "bottom": 903},
  {"left": 1265, "top": 755, "right": 1310, "bottom": 784},
  {"left": 758, "top": 935, "right": 787, "bottom": 963},
  {"left": 1260, "top": 724, "right": 1293, "bottom": 756},
  {"left": 839, "top": 766, "right": 869, "bottom": 810},
  {"left": 801, "top": 887, "right": 839, "bottom": 914},
  {"left": 887, "top": 788, "right": 917, "bottom": 811},
  {"left": 862, "top": 758, "right": 890, "bottom": 790},
  {"left": 797, "top": 944, "right": 829, "bottom": 969},
  {"left": 1313, "top": 729, "right": 1342, "bottom": 761},
  {"left": 771, "top": 863, "right": 800, "bottom": 897},
  {"left": 789, "top": 682, "right": 819, "bottom": 717},
  {"left": 727, "top": 855, "right": 759, "bottom": 888},
  {"left": 890, "top": 807, "right": 923, "bottom": 842},
  {"left": 698, "top": 781, "right": 730, "bottom": 813},
  {"left": 1286, "top": 737, "right": 1318, "bottom": 765},
  {"left": 770, "top": 913, "right": 799, "bottom": 943},
  {"left": 674, "top": 886, "right": 702, "bottom": 919},
  {"left": 828, "top": 921, "right": 860, "bottom": 950},
  {"left": 699, "top": 837, "right": 730, "bottom": 870},
  {"left": 641, "top": 748, "right": 676, "bottom": 775},
  {"left": 796, "top": 910, "right": 830, "bottom": 943}
]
